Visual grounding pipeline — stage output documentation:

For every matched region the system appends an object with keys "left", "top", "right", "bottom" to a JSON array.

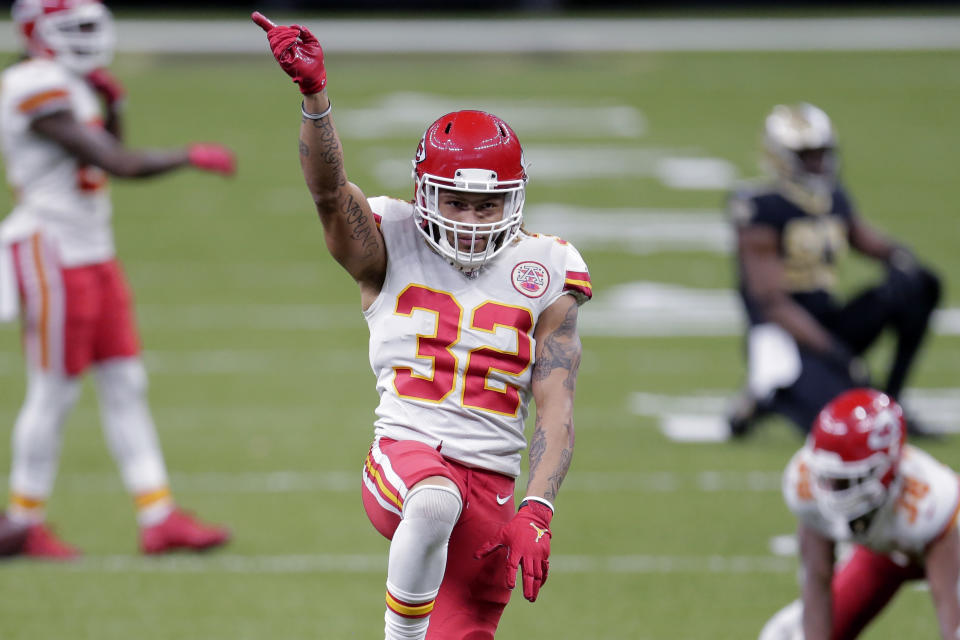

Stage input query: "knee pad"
[
  {"left": 401, "top": 484, "right": 462, "bottom": 546},
  {"left": 94, "top": 358, "right": 148, "bottom": 400}
]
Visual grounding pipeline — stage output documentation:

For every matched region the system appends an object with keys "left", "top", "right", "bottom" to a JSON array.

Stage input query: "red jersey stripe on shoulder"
[
  {"left": 563, "top": 281, "right": 593, "bottom": 300},
  {"left": 373, "top": 212, "right": 382, "bottom": 228},
  {"left": 18, "top": 89, "right": 69, "bottom": 114},
  {"left": 564, "top": 269, "right": 592, "bottom": 299}
]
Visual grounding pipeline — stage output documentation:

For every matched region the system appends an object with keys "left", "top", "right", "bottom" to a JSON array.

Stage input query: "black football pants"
[{"left": 770, "top": 265, "right": 941, "bottom": 432}]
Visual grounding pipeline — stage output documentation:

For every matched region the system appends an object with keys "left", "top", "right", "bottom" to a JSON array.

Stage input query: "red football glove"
[
  {"left": 188, "top": 144, "right": 236, "bottom": 176},
  {"left": 85, "top": 68, "right": 126, "bottom": 107},
  {"left": 475, "top": 501, "right": 553, "bottom": 602},
  {"left": 252, "top": 11, "right": 326, "bottom": 95}
]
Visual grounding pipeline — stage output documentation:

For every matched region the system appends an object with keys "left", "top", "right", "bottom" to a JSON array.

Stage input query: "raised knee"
[{"left": 402, "top": 484, "right": 462, "bottom": 542}]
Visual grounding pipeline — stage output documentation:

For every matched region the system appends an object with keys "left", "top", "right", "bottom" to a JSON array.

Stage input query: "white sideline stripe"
[
  {"left": 337, "top": 92, "right": 645, "bottom": 139},
  {"left": 0, "top": 470, "right": 783, "bottom": 493},
  {"left": 25, "top": 553, "right": 793, "bottom": 575},
  {"left": 0, "top": 348, "right": 369, "bottom": 377},
  {"left": 135, "top": 303, "right": 362, "bottom": 330},
  {"left": 1, "top": 18, "right": 958, "bottom": 53},
  {"left": 524, "top": 206, "right": 731, "bottom": 254}
]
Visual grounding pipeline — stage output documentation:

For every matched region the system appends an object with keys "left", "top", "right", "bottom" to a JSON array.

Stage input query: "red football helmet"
[
  {"left": 413, "top": 110, "right": 527, "bottom": 272},
  {"left": 808, "top": 388, "right": 906, "bottom": 523},
  {"left": 12, "top": 0, "right": 115, "bottom": 74}
]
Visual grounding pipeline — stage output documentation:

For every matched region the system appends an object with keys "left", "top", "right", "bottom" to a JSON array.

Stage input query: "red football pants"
[
  {"left": 830, "top": 545, "right": 924, "bottom": 639},
  {"left": 12, "top": 234, "right": 139, "bottom": 377},
  {"left": 362, "top": 437, "right": 518, "bottom": 640}
]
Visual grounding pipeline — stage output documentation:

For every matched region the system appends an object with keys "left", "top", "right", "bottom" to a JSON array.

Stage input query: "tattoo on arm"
[
  {"left": 533, "top": 303, "right": 581, "bottom": 388},
  {"left": 342, "top": 194, "right": 380, "bottom": 260},
  {"left": 299, "top": 139, "right": 310, "bottom": 158},
  {"left": 528, "top": 416, "right": 575, "bottom": 502},
  {"left": 528, "top": 416, "right": 546, "bottom": 480},
  {"left": 545, "top": 446, "right": 573, "bottom": 502},
  {"left": 307, "top": 117, "right": 347, "bottom": 188}
]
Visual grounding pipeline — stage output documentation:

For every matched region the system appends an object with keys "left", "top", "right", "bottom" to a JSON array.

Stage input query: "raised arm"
[
  {"left": 925, "top": 526, "right": 960, "bottom": 639},
  {"left": 253, "top": 12, "right": 386, "bottom": 301}
]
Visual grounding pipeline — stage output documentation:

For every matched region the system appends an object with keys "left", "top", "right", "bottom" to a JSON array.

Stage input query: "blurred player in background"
[
  {"left": 758, "top": 388, "right": 960, "bottom": 640},
  {"left": 0, "top": 0, "right": 233, "bottom": 558},
  {"left": 254, "top": 12, "right": 590, "bottom": 640},
  {"left": 727, "top": 103, "right": 941, "bottom": 438}
]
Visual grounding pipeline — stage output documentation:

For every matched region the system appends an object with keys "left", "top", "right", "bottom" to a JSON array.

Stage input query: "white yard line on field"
[
  {"left": 0, "top": 470, "right": 783, "bottom": 494},
  {"left": 336, "top": 93, "right": 646, "bottom": 139},
  {"left": 374, "top": 146, "right": 737, "bottom": 190},
  {"left": 20, "top": 553, "right": 795, "bottom": 575},
  {"left": 583, "top": 282, "right": 960, "bottom": 338},
  {"left": 631, "top": 389, "right": 960, "bottom": 441}
]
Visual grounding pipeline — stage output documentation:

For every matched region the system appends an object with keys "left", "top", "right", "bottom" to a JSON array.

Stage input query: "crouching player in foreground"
[
  {"left": 759, "top": 388, "right": 960, "bottom": 640},
  {"left": 253, "top": 12, "right": 590, "bottom": 640},
  {"left": 0, "top": 0, "right": 233, "bottom": 557}
]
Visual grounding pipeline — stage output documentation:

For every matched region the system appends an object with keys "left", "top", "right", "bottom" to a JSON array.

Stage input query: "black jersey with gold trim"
[{"left": 730, "top": 181, "right": 855, "bottom": 325}]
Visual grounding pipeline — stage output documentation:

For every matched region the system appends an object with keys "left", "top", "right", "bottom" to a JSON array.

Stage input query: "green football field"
[{"left": 0, "top": 39, "right": 959, "bottom": 639}]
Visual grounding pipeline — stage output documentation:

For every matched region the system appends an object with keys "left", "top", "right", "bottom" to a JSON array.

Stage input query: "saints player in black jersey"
[{"left": 727, "top": 103, "right": 940, "bottom": 437}]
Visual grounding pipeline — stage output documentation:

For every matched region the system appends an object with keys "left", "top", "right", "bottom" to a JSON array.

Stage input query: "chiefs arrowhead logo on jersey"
[{"left": 511, "top": 261, "right": 549, "bottom": 298}]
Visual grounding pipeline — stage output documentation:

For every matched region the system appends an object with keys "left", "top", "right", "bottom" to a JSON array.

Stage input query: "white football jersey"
[
  {"left": 364, "top": 196, "right": 592, "bottom": 478},
  {"left": 0, "top": 58, "right": 114, "bottom": 266},
  {"left": 784, "top": 445, "right": 960, "bottom": 558}
]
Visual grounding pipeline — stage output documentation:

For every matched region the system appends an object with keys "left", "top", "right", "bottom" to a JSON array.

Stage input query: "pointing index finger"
[{"left": 251, "top": 11, "right": 277, "bottom": 32}]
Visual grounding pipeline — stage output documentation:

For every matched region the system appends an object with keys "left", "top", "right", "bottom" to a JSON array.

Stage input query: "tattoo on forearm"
[
  {"left": 533, "top": 303, "right": 581, "bottom": 387},
  {"left": 528, "top": 415, "right": 575, "bottom": 502},
  {"left": 299, "top": 139, "right": 310, "bottom": 158},
  {"left": 544, "top": 447, "right": 572, "bottom": 502},
  {"left": 342, "top": 194, "right": 380, "bottom": 259},
  {"left": 528, "top": 416, "right": 546, "bottom": 480},
  {"left": 309, "top": 117, "right": 347, "bottom": 188}
]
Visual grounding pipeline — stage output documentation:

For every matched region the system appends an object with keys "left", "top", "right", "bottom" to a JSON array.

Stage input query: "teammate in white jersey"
[
  {"left": 759, "top": 388, "right": 960, "bottom": 640},
  {"left": 254, "top": 13, "right": 591, "bottom": 640},
  {"left": 0, "top": 0, "right": 233, "bottom": 558}
]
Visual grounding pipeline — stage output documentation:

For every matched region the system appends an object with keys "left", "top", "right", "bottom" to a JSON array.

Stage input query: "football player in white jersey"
[
  {"left": 758, "top": 388, "right": 960, "bottom": 640},
  {"left": 254, "top": 12, "right": 591, "bottom": 640},
  {"left": 0, "top": 0, "right": 233, "bottom": 558}
]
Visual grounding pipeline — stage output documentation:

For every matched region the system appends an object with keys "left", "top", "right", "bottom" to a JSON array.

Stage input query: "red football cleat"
[
  {"left": 22, "top": 523, "right": 81, "bottom": 560},
  {"left": 140, "top": 508, "right": 230, "bottom": 554}
]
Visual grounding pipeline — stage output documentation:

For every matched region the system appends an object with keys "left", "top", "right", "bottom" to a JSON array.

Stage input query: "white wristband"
[
  {"left": 520, "top": 496, "right": 555, "bottom": 514},
  {"left": 301, "top": 99, "right": 332, "bottom": 120}
]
